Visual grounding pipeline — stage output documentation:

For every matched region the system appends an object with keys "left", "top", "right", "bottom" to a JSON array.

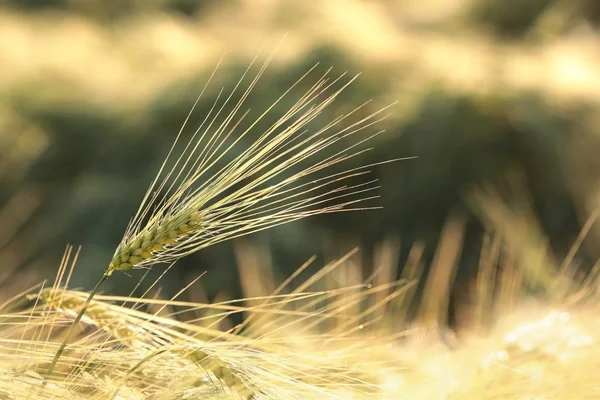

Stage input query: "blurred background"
[{"left": 2, "top": 0, "right": 600, "bottom": 329}]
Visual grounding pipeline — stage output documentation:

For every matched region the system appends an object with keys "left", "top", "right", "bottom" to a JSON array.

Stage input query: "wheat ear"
[
  {"left": 45, "top": 52, "right": 397, "bottom": 382},
  {"left": 107, "top": 63, "right": 395, "bottom": 274},
  {"left": 122, "top": 347, "right": 258, "bottom": 400}
]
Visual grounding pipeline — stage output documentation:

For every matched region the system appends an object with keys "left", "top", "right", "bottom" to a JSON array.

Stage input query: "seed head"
[{"left": 108, "top": 53, "right": 396, "bottom": 275}]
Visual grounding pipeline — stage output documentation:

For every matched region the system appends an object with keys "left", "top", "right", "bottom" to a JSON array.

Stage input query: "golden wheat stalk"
[{"left": 44, "top": 49, "right": 400, "bottom": 382}]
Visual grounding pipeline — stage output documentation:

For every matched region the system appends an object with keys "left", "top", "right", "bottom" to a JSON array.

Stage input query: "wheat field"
[
  {"left": 1, "top": 48, "right": 600, "bottom": 399},
  {"left": 3, "top": 230, "right": 600, "bottom": 399},
  {"left": 4, "top": 2, "right": 600, "bottom": 396}
]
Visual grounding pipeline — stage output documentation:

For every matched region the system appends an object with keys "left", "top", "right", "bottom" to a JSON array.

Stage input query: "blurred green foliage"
[
  {"left": 471, "top": 0, "right": 555, "bottom": 37},
  {"left": 2, "top": 0, "right": 223, "bottom": 19}
]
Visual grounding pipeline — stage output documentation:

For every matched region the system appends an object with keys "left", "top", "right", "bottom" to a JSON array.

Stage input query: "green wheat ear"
[
  {"left": 44, "top": 50, "right": 399, "bottom": 383},
  {"left": 109, "top": 211, "right": 202, "bottom": 272}
]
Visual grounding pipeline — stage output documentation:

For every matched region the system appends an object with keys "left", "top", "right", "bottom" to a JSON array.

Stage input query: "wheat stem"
[{"left": 43, "top": 272, "right": 110, "bottom": 385}]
